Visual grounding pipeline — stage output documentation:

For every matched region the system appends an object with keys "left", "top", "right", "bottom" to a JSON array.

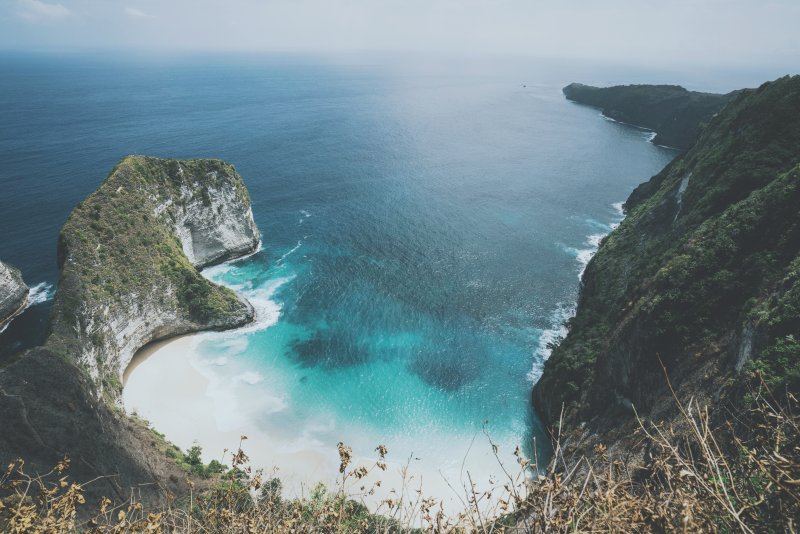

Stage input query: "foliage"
[
  {"left": 2, "top": 391, "right": 798, "bottom": 532},
  {"left": 44, "top": 156, "right": 253, "bottom": 393},
  {"left": 563, "top": 82, "right": 739, "bottom": 149},
  {"left": 537, "top": 76, "right": 800, "bottom": 426}
]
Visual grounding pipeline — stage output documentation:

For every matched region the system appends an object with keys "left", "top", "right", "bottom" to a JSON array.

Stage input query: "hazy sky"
[{"left": 1, "top": 0, "right": 799, "bottom": 70}]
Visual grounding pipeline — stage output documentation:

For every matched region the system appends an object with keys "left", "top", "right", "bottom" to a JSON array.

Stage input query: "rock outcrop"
[
  {"left": 563, "top": 82, "right": 740, "bottom": 149},
  {"left": 46, "top": 156, "right": 259, "bottom": 395},
  {"left": 536, "top": 76, "right": 800, "bottom": 462},
  {"left": 0, "top": 155, "right": 260, "bottom": 510},
  {"left": 0, "top": 260, "right": 28, "bottom": 330}
]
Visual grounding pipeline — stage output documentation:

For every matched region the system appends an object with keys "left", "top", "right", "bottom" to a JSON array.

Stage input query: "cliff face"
[
  {"left": 563, "top": 82, "right": 740, "bottom": 149},
  {"left": 46, "top": 156, "right": 259, "bottom": 395},
  {"left": 536, "top": 76, "right": 800, "bottom": 460},
  {"left": 0, "top": 155, "right": 260, "bottom": 510},
  {"left": 0, "top": 261, "right": 28, "bottom": 330}
]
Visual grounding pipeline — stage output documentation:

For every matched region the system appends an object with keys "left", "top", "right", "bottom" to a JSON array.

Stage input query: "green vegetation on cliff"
[
  {"left": 54, "top": 156, "right": 248, "bottom": 325},
  {"left": 46, "top": 155, "right": 258, "bottom": 395},
  {"left": 0, "top": 156, "right": 260, "bottom": 514},
  {"left": 563, "top": 82, "right": 740, "bottom": 149},
  {"left": 536, "top": 76, "right": 800, "bottom": 437}
]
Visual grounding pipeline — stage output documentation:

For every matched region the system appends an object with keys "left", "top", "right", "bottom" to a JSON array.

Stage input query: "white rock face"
[
  {"left": 174, "top": 176, "right": 260, "bottom": 268},
  {"left": 0, "top": 260, "right": 28, "bottom": 330},
  {"left": 47, "top": 157, "right": 260, "bottom": 395}
]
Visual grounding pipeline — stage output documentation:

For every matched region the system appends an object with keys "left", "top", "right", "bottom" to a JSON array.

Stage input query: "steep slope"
[
  {"left": 0, "top": 260, "right": 28, "bottom": 330},
  {"left": 536, "top": 75, "right": 800, "bottom": 460},
  {"left": 563, "top": 82, "right": 740, "bottom": 149},
  {"left": 46, "top": 156, "right": 260, "bottom": 397},
  {"left": 0, "top": 156, "right": 260, "bottom": 510}
]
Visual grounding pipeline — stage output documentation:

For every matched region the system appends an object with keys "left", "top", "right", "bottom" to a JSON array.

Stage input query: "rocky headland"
[
  {"left": 0, "top": 260, "right": 28, "bottom": 331},
  {"left": 0, "top": 156, "right": 260, "bottom": 508},
  {"left": 563, "top": 82, "right": 740, "bottom": 149},
  {"left": 536, "top": 75, "right": 800, "bottom": 463}
]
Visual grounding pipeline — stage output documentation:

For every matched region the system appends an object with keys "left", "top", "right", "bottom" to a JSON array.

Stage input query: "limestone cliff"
[
  {"left": 0, "top": 155, "right": 260, "bottom": 510},
  {"left": 563, "top": 82, "right": 740, "bottom": 149},
  {"left": 46, "top": 156, "right": 259, "bottom": 395},
  {"left": 0, "top": 260, "right": 28, "bottom": 330},
  {"left": 536, "top": 76, "right": 800, "bottom": 461}
]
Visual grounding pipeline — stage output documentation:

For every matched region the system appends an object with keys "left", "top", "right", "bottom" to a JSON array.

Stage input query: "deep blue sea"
[{"left": 0, "top": 53, "right": 678, "bottom": 497}]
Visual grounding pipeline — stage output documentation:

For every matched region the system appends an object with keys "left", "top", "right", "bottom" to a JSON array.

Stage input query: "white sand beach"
[{"left": 122, "top": 332, "right": 528, "bottom": 520}]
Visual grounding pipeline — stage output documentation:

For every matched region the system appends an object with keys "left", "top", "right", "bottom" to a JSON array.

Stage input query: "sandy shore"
[{"left": 122, "top": 333, "right": 524, "bottom": 520}]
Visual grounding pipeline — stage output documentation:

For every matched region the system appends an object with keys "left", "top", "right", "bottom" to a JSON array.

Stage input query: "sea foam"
[
  {"left": 0, "top": 281, "right": 56, "bottom": 333},
  {"left": 27, "top": 282, "right": 55, "bottom": 306},
  {"left": 530, "top": 201, "right": 628, "bottom": 381}
]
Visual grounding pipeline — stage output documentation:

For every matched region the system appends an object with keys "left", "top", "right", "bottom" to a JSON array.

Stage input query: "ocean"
[{"left": 0, "top": 52, "right": 676, "bottom": 502}]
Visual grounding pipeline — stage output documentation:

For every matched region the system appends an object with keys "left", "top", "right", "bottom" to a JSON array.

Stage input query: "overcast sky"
[{"left": 1, "top": 0, "right": 799, "bottom": 71}]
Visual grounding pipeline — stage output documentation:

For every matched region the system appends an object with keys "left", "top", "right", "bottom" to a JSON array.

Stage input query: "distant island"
[{"left": 563, "top": 82, "right": 741, "bottom": 149}]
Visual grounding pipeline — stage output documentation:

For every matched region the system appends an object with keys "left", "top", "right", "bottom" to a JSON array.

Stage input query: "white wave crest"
[
  {"left": 0, "top": 281, "right": 55, "bottom": 334},
  {"left": 600, "top": 112, "right": 657, "bottom": 144},
  {"left": 199, "top": 245, "right": 295, "bottom": 338},
  {"left": 277, "top": 241, "right": 303, "bottom": 264},
  {"left": 527, "top": 303, "right": 576, "bottom": 382},
  {"left": 531, "top": 201, "right": 630, "bottom": 381},
  {"left": 235, "top": 371, "right": 265, "bottom": 385},
  {"left": 28, "top": 282, "right": 55, "bottom": 306}
]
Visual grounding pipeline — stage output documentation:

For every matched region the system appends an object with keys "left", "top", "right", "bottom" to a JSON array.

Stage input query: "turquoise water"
[{"left": 0, "top": 54, "right": 675, "bottom": 487}]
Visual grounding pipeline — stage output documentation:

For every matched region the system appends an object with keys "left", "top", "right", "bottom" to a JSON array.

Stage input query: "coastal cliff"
[
  {"left": 0, "top": 156, "right": 260, "bottom": 508},
  {"left": 563, "top": 82, "right": 739, "bottom": 149},
  {"left": 0, "top": 260, "right": 28, "bottom": 330},
  {"left": 535, "top": 75, "right": 800, "bottom": 461},
  {"left": 46, "top": 156, "right": 259, "bottom": 396}
]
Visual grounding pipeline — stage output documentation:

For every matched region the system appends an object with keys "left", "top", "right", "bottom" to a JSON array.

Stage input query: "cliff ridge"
[
  {"left": 46, "top": 156, "right": 260, "bottom": 395},
  {"left": 563, "top": 82, "right": 740, "bottom": 149},
  {"left": 0, "top": 155, "right": 261, "bottom": 510},
  {"left": 536, "top": 75, "right": 800, "bottom": 462}
]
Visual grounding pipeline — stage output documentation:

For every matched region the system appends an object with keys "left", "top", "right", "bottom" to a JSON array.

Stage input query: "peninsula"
[
  {"left": 563, "top": 82, "right": 740, "bottom": 149},
  {"left": 0, "top": 156, "right": 260, "bottom": 507}
]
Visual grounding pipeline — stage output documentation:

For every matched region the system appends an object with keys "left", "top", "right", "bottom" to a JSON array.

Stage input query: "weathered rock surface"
[
  {"left": 563, "top": 82, "right": 740, "bottom": 149},
  {"left": 0, "top": 260, "right": 28, "bottom": 330},
  {"left": 47, "top": 156, "right": 260, "bottom": 394},
  {"left": 0, "top": 155, "right": 260, "bottom": 511}
]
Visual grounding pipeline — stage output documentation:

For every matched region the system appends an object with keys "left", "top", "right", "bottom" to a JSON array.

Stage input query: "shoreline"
[
  {"left": 121, "top": 209, "right": 625, "bottom": 517},
  {"left": 123, "top": 330, "right": 530, "bottom": 516},
  {"left": 123, "top": 334, "right": 192, "bottom": 386}
]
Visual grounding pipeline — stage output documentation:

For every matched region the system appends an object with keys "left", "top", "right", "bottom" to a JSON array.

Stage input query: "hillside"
[
  {"left": 563, "top": 82, "right": 740, "bottom": 149},
  {"left": 0, "top": 156, "right": 260, "bottom": 509},
  {"left": 535, "top": 75, "right": 800, "bottom": 462},
  {"left": 46, "top": 156, "right": 259, "bottom": 397}
]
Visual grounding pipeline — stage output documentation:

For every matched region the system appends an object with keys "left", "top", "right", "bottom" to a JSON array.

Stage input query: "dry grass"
[{"left": 1, "top": 387, "right": 798, "bottom": 533}]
